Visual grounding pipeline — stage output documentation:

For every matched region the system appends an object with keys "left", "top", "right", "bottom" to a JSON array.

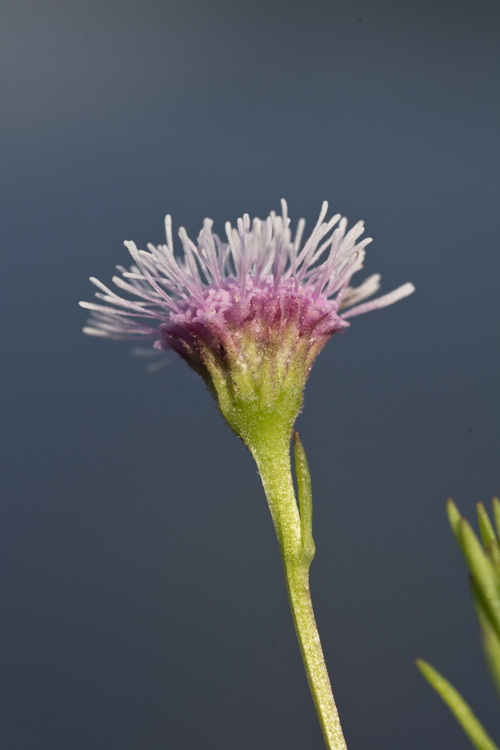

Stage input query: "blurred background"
[{"left": 1, "top": 0, "right": 499, "bottom": 748}]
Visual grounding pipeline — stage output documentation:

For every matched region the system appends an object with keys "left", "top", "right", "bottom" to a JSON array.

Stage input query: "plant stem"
[{"left": 251, "top": 434, "right": 347, "bottom": 750}]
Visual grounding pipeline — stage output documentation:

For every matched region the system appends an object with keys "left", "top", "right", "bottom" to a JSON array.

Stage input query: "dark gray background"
[{"left": 1, "top": 0, "right": 499, "bottom": 748}]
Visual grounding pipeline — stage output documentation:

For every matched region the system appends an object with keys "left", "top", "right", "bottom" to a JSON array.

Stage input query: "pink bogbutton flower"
[{"left": 80, "top": 201, "right": 414, "bottom": 443}]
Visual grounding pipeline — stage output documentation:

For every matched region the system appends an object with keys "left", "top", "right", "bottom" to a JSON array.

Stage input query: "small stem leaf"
[
  {"left": 292, "top": 431, "right": 315, "bottom": 565},
  {"left": 477, "top": 503, "right": 498, "bottom": 551},
  {"left": 493, "top": 498, "right": 500, "bottom": 539},
  {"left": 416, "top": 659, "right": 500, "bottom": 750},
  {"left": 458, "top": 519, "right": 500, "bottom": 641},
  {"left": 447, "top": 499, "right": 462, "bottom": 540}
]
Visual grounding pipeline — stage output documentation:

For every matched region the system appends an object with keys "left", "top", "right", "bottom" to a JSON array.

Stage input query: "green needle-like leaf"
[
  {"left": 458, "top": 519, "right": 500, "bottom": 641},
  {"left": 487, "top": 545, "right": 500, "bottom": 582},
  {"left": 482, "top": 626, "right": 500, "bottom": 698},
  {"left": 471, "top": 576, "right": 495, "bottom": 632},
  {"left": 476, "top": 503, "right": 500, "bottom": 578},
  {"left": 416, "top": 659, "right": 500, "bottom": 750},
  {"left": 447, "top": 498, "right": 462, "bottom": 539},
  {"left": 493, "top": 498, "right": 500, "bottom": 539},
  {"left": 477, "top": 503, "right": 498, "bottom": 551},
  {"left": 471, "top": 579, "right": 500, "bottom": 697}
]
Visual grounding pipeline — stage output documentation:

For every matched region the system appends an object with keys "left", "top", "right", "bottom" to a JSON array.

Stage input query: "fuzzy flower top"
[
  {"left": 81, "top": 200, "right": 413, "bottom": 346},
  {"left": 80, "top": 201, "right": 414, "bottom": 444}
]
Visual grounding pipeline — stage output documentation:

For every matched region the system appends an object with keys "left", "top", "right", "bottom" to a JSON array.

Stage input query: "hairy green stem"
[{"left": 250, "top": 432, "right": 347, "bottom": 750}]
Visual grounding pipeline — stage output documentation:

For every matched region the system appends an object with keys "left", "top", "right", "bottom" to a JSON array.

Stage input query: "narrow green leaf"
[
  {"left": 476, "top": 503, "right": 500, "bottom": 577},
  {"left": 477, "top": 502, "right": 498, "bottom": 550},
  {"left": 482, "top": 627, "right": 500, "bottom": 698},
  {"left": 471, "top": 579, "right": 500, "bottom": 697},
  {"left": 292, "top": 431, "right": 315, "bottom": 564},
  {"left": 447, "top": 498, "right": 462, "bottom": 540},
  {"left": 458, "top": 519, "right": 500, "bottom": 641},
  {"left": 471, "top": 576, "right": 496, "bottom": 633},
  {"left": 487, "top": 543, "right": 500, "bottom": 581},
  {"left": 493, "top": 498, "right": 500, "bottom": 541},
  {"left": 416, "top": 659, "right": 500, "bottom": 750}
]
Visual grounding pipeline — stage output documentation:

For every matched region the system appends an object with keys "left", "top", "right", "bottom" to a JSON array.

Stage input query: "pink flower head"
[{"left": 80, "top": 201, "right": 414, "bottom": 444}]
